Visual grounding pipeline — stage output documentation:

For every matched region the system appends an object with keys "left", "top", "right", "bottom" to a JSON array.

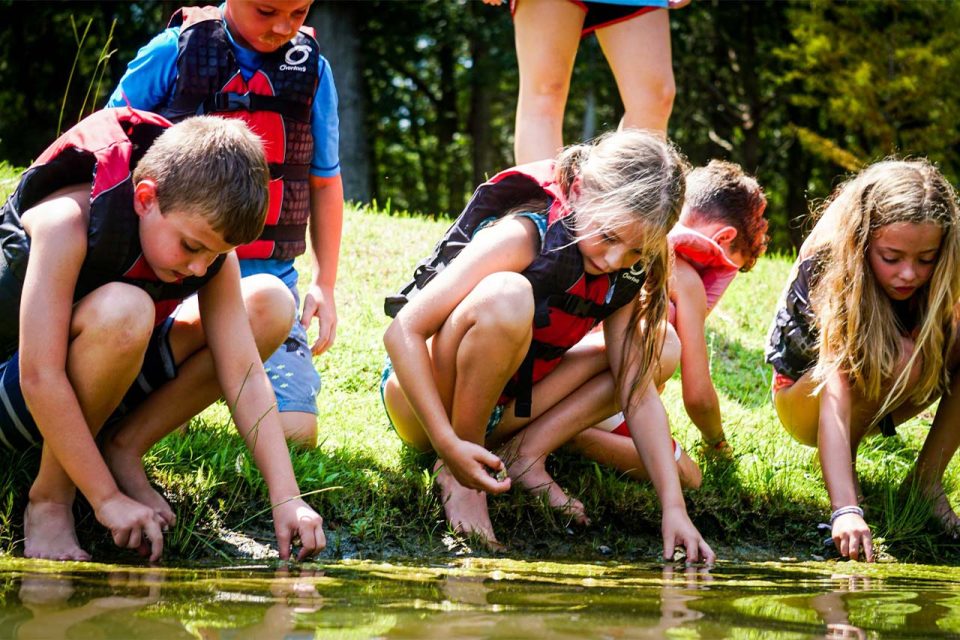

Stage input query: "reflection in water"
[{"left": 2, "top": 559, "right": 960, "bottom": 638}]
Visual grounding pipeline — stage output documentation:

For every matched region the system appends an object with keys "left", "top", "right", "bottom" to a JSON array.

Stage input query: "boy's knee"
[
  {"left": 79, "top": 283, "right": 154, "bottom": 352},
  {"left": 243, "top": 274, "right": 296, "bottom": 346},
  {"left": 658, "top": 324, "right": 681, "bottom": 380},
  {"left": 282, "top": 412, "right": 319, "bottom": 449}
]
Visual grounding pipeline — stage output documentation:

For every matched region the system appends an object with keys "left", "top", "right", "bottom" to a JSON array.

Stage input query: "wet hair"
[
  {"left": 133, "top": 116, "right": 269, "bottom": 246},
  {"left": 681, "top": 160, "right": 768, "bottom": 272},
  {"left": 554, "top": 129, "right": 688, "bottom": 409},
  {"left": 806, "top": 159, "right": 960, "bottom": 420}
]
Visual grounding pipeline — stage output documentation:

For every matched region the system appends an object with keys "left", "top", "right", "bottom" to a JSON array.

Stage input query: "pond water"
[{"left": 1, "top": 557, "right": 958, "bottom": 638}]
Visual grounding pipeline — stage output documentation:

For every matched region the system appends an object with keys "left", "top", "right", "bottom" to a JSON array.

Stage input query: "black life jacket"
[
  {"left": 0, "top": 107, "right": 226, "bottom": 360},
  {"left": 385, "top": 161, "right": 647, "bottom": 417},
  {"left": 765, "top": 256, "right": 820, "bottom": 380},
  {"left": 160, "top": 5, "right": 318, "bottom": 261}
]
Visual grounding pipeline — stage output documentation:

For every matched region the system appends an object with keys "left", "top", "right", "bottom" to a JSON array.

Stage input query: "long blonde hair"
[
  {"left": 807, "top": 159, "right": 960, "bottom": 419},
  {"left": 555, "top": 130, "right": 687, "bottom": 409}
]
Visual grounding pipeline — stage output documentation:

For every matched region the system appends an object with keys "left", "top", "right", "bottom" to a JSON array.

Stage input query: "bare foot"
[
  {"left": 23, "top": 501, "right": 91, "bottom": 561},
  {"left": 505, "top": 454, "right": 590, "bottom": 526},
  {"left": 698, "top": 438, "right": 734, "bottom": 462},
  {"left": 102, "top": 444, "right": 175, "bottom": 528},
  {"left": 435, "top": 461, "right": 504, "bottom": 550},
  {"left": 677, "top": 447, "right": 703, "bottom": 490}
]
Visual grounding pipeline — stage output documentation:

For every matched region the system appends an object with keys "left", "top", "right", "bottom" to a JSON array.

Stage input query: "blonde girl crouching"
[
  {"left": 382, "top": 130, "right": 714, "bottom": 562},
  {"left": 766, "top": 159, "right": 960, "bottom": 562}
]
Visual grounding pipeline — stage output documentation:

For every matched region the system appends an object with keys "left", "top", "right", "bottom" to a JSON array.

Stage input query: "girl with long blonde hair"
[
  {"left": 382, "top": 130, "right": 713, "bottom": 561},
  {"left": 767, "top": 159, "right": 960, "bottom": 562}
]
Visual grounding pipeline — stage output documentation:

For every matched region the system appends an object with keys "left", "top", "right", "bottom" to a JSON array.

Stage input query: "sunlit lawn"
[{"left": 1, "top": 161, "right": 959, "bottom": 562}]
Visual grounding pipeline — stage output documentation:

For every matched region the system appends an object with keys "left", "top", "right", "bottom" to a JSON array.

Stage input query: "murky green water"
[{"left": 1, "top": 558, "right": 959, "bottom": 639}]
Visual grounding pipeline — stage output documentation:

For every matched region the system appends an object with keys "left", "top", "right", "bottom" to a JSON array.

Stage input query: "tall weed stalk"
[{"left": 58, "top": 15, "right": 117, "bottom": 137}]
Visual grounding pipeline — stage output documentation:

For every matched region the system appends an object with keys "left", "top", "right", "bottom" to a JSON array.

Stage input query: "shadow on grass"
[
  {"left": 6, "top": 420, "right": 960, "bottom": 564},
  {"left": 706, "top": 327, "right": 772, "bottom": 409}
]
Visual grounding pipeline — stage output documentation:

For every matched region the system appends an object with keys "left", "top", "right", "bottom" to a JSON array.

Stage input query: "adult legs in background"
[
  {"left": 512, "top": 0, "right": 585, "bottom": 164},
  {"left": 596, "top": 8, "right": 676, "bottom": 134}
]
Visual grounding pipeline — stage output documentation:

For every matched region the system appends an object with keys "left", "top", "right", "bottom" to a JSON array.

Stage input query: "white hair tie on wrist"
[{"left": 830, "top": 505, "right": 864, "bottom": 526}]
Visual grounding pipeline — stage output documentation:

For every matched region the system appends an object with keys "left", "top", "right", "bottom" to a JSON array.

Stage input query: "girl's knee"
[
  {"left": 773, "top": 389, "right": 819, "bottom": 447},
  {"left": 898, "top": 335, "right": 925, "bottom": 386},
  {"left": 383, "top": 375, "right": 432, "bottom": 452},
  {"left": 469, "top": 273, "right": 534, "bottom": 336}
]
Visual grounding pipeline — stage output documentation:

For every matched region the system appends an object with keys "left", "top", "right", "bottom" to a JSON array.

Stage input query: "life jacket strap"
[
  {"left": 545, "top": 292, "right": 607, "bottom": 319},
  {"left": 268, "top": 163, "right": 310, "bottom": 181},
  {"left": 514, "top": 349, "right": 536, "bottom": 418},
  {"left": 257, "top": 223, "right": 308, "bottom": 243},
  {"left": 200, "top": 91, "right": 312, "bottom": 123}
]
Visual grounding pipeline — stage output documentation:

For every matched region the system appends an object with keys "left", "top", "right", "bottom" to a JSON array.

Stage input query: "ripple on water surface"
[{"left": 1, "top": 557, "right": 959, "bottom": 638}]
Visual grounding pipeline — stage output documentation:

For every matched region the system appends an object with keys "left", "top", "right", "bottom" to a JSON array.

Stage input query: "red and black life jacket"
[
  {"left": 0, "top": 107, "right": 226, "bottom": 360},
  {"left": 385, "top": 160, "right": 647, "bottom": 417},
  {"left": 159, "top": 5, "right": 318, "bottom": 261}
]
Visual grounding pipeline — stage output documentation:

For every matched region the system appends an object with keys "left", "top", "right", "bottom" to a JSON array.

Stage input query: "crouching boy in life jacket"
[
  {"left": 0, "top": 108, "right": 325, "bottom": 561},
  {"left": 499, "top": 160, "right": 767, "bottom": 523},
  {"left": 108, "top": 0, "right": 344, "bottom": 447}
]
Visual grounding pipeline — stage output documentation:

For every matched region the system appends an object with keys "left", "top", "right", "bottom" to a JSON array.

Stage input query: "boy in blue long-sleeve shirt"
[{"left": 108, "top": 0, "right": 342, "bottom": 447}]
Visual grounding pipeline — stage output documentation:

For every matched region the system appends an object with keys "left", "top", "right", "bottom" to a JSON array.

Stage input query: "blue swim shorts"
[
  {"left": 262, "top": 285, "right": 321, "bottom": 415},
  {"left": 0, "top": 316, "right": 178, "bottom": 452},
  {"left": 174, "top": 260, "right": 320, "bottom": 415}
]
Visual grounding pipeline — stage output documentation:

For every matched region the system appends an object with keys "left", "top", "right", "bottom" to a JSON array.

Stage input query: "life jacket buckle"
[
  {"left": 213, "top": 92, "right": 251, "bottom": 112},
  {"left": 568, "top": 296, "right": 595, "bottom": 317}
]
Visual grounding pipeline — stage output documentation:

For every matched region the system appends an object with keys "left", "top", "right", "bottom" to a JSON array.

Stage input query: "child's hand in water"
[
  {"left": 271, "top": 498, "right": 326, "bottom": 561},
  {"left": 96, "top": 493, "right": 166, "bottom": 562},
  {"left": 662, "top": 505, "right": 715, "bottom": 564},
  {"left": 832, "top": 512, "right": 874, "bottom": 562},
  {"left": 440, "top": 439, "right": 512, "bottom": 494}
]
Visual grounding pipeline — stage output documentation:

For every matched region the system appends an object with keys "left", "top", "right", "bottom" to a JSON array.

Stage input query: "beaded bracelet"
[{"left": 830, "top": 505, "right": 864, "bottom": 526}]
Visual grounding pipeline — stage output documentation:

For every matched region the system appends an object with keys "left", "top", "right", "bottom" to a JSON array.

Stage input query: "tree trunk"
[
  {"left": 468, "top": 3, "right": 494, "bottom": 188},
  {"left": 307, "top": 1, "right": 371, "bottom": 204},
  {"left": 582, "top": 85, "right": 597, "bottom": 142},
  {"left": 436, "top": 39, "right": 461, "bottom": 214},
  {"left": 785, "top": 131, "right": 812, "bottom": 251},
  {"left": 737, "top": 3, "right": 761, "bottom": 172}
]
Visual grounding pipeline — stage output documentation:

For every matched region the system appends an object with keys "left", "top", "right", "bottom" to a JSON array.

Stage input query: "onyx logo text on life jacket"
[
  {"left": 621, "top": 266, "right": 645, "bottom": 284},
  {"left": 280, "top": 44, "right": 310, "bottom": 72}
]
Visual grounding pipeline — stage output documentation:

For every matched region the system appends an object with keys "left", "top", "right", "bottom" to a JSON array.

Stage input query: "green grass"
[{"left": 2, "top": 161, "right": 959, "bottom": 563}]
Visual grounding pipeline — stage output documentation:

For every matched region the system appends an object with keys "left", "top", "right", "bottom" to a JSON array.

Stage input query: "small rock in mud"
[{"left": 219, "top": 528, "right": 278, "bottom": 559}]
